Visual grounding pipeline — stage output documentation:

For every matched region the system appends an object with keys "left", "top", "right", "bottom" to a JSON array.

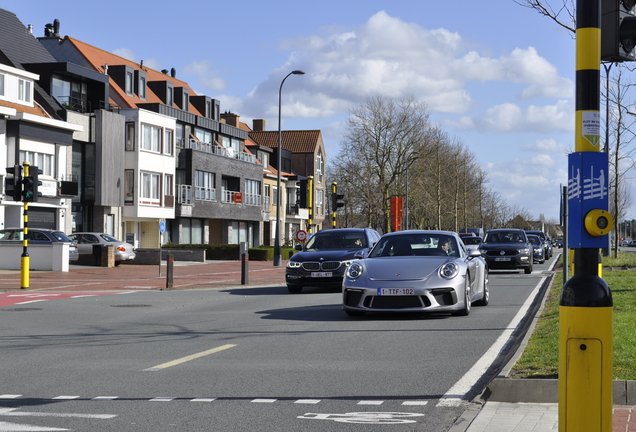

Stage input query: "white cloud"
[
  {"left": 241, "top": 10, "right": 572, "bottom": 124},
  {"left": 112, "top": 47, "right": 136, "bottom": 62},
  {"left": 183, "top": 60, "right": 226, "bottom": 91}
]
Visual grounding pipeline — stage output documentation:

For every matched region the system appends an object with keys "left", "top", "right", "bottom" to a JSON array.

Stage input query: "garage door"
[{"left": 27, "top": 208, "right": 56, "bottom": 229}]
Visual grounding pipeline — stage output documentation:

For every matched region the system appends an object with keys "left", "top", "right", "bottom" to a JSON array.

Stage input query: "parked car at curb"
[
  {"left": 68, "top": 232, "right": 136, "bottom": 264},
  {"left": 285, "top": 228, "right": 381, "bottom": 293},
  {"left": 0, "top": 228, "right": 79, "bottom": 262},
  {"left": 479, "top": 229, "right": 533, "bottom": 274},
  {"left": 527, "top": 234, "right": 545, "bottom": 264},
  {"left": 342, "top": 230, "right": 489, "bottom": 317}
]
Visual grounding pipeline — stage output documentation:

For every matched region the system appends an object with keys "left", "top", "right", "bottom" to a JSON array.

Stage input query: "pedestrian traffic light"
[
  {"left": 4, "top": 165, "right": 22, "bottom": 201},
  {"left": 21, "top": 166, "right": 42, "bottom": 203},
  {"left": 601, "top": 0, "right": 636, "bottom": 62},
  {"left": 296, "top": 179, "right": 308, "bottom": 208}
]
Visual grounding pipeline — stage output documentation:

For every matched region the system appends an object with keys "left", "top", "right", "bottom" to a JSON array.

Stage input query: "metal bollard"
[
  {"left": 240, "top": 242, "right": 249, "bottom": 285},
  {"left": 166, "top": 253, "right": 174, "bottom": 289}
]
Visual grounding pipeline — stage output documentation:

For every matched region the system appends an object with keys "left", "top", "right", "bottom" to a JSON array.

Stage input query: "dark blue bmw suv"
[{"left": 285, "top": 228, "right": 381, "bottom": 293}]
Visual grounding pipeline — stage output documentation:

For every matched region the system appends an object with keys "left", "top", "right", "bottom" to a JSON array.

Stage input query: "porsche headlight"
[
  {"left": 439, "top": 262, "right": 460, "bottom": 279},
  {"left": 341, "top": 260, "right": 355, "bottom": 267},
  {"left": 346, "top": 262, "right": 364, "bottom": 279},
  {"left": 286, "top": 261, "right": 301, "bottom": 269}
]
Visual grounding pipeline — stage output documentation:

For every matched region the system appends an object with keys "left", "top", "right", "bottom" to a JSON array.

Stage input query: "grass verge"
[{"left": 509, "top": 251, "right": 636, "bottom": 380}]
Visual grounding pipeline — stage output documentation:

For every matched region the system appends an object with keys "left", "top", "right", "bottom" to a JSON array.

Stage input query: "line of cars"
[
  {"left": 286, "top": 226, "right": 556, "bottom": 318},
  {"left": 0, "top": 228, "right": 135, "bottom": 264}
]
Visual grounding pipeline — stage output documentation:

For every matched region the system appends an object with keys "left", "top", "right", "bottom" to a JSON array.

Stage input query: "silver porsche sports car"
[{"left": 342, "top": 230, "right": 489, "bottom": 317}]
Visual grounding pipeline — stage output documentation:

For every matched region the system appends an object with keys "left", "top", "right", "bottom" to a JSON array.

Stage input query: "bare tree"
[
  {"left": 338, "top": 94, "right": 432, "bottom": 233},
  {"left": 512, "top": 0, "right": 575, "bottom": 34}
]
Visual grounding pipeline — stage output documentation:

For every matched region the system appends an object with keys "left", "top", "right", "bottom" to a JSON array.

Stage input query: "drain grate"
[
  {"left": 110, "top": 304, "right": 152, "bottom": 308},
  {"left": 1, "top": 308, "right": 43, "bottom": 312}
]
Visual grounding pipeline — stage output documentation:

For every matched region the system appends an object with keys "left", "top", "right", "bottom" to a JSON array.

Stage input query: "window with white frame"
[
  {"left": 195, "top": 128, "right": 213, "bottom": 144},
  {"left": 164, "top": 129, "right": 173, "bottom": 155},
  {"left": 164, "top": 174, "right": 173, "bottom": 197},
  {"left": 195, "top": 170, "right": 215, "bottom": 201},
  {"left": 0, "top": 73, "right": 4, "bottom": 97},
  {"left": 18, "top": 78, "right": 32, "bottom": 103},
  {"left": 245, "top": 179, "right": 261, "bottom": 205},
  {"left": 141, "top": 172, "right": 160, "bottom": 203},
  {"left": 19, "top": 151, "right": 53, "bottom": 177},
  {"left": 141, "top": 124, "right": 161, "bottom": 153},
  {"left": 316, "top": 150, "right": 324, "bottom": 183},
  {"left": 315, "top": 189, "right": 324, "bottom": 216}
]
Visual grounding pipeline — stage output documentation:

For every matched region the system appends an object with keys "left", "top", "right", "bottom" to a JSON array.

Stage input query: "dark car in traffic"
[
  {"left": 479, "top": 229, "right": 533, "bottom": 274},
  {"left": 525, "top": 230, "right": 552, "bottom": 260},
  {"left": 285, "top": 228, "right": 381, "bottom": 293}
]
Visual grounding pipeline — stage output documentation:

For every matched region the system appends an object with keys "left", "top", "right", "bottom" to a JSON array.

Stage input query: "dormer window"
[
  {"left": 125, "top": 71, "right": 133, "bottom": 96},
  {"left": 18, "top": 78, "right": 32, "bottom": 103},
  {"left": 135, "top": 70, "right": 147, "bottom": 100},
  {"left": 167, "top": 86, "right": 173, "bottom": 106}
]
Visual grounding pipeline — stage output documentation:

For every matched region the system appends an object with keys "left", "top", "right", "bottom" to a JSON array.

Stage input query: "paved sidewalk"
[{"left": 462, "top": 402, "right": 636, "bottom": 431}]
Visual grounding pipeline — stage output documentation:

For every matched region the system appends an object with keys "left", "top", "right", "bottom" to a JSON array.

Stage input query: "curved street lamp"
[{"left": 274, "top": 70, "right": 305, "bottom": 267}]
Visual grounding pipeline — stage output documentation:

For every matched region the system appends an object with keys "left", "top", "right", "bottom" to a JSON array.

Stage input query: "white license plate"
[
  {"left": 495, "top": 257, "right": 511, "bottom": 261},
  {"left": 311, "top": 272, "right": 332, "bottom": 277},
  {"left": 377, "top": 288, "right": 415, "bottom": 296}
]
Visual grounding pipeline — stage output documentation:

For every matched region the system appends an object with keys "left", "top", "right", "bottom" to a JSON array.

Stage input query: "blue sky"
[{"left": 4, "top": 0, "right": 582, "bottom": 222}]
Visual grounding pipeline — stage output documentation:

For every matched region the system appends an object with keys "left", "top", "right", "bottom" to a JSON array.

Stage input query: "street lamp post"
[
  {"left": 274, "top": 70, "right": 305, "bottom": 267},
  {"left": 405, "top": 151, "right": 419, "bottom": 230}
]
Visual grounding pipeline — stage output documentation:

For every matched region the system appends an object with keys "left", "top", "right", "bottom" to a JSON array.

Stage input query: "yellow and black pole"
[
  {"left": 331, "top": 182, "right": 337, "bottom": 228},
  {"left": 21, "top": 162, "right": 30, "bottom": 289},
  {"left": 307, "top": 176, "right": 314, "bottom": 236},
  {"left": 559, "top": 0, "right": 613, "bottom": 430}
]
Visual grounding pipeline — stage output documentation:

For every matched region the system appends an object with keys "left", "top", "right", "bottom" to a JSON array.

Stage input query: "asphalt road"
[{"left": 0, "top": 254, "right": 558, "bottom": 431}]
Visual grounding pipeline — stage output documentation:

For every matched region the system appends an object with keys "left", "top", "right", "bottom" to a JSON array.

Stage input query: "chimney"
[
  {"left": 171, "top": 68, "right": 176, "bottom": 78},
  {"left": 220, "top": 112, "right": 239, "bottom": 127},
  {"left": 27, "top": 24, "right": 33, "bottom": 34},
  {"left": 253, "top": 119, "right": 266, "bottom": 131}
]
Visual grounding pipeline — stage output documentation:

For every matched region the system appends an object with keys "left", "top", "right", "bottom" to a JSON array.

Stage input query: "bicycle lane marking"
[{"left": 0, "top": 292, "right": 136, "bottom": 307}]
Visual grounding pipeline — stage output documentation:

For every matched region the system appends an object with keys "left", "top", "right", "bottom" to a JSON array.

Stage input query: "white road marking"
[
  {"left": 0, "top": 408, "right": 116, "bottom": 418},
  {"left": 294, "top": 399, "right": 321, "bottom": 404},
  {"left": 90, "top": 396, "right": 118, "bottom": 401},
  {"left": 251, "top": 399, "right": 276, "bottom": 403},
  {"left": 191, "top": 398, "right": 216, "bottom": 402},
  {"left": 149, "top": 397, "right": 175, "bottom": 402},
  {"left": 51, "top": 396, "right": 79, "bottom": 400},
  {"left": 0, "top": 421, "right": 68, "bottom": 431},
  {"left": 357, "top": 400, "right": 383, "bottom": 405},
  {"left": 0, "top": 395, "right": 21, "bottom": 399},
  {"left": 402, "top": 401, "right": 428, "bottom": 406},
  {"left": 436, "top": 276, "right": 548, "bottom": 407}
]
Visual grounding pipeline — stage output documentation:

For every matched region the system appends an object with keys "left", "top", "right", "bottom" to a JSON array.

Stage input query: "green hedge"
[{"left": 162, "top": 243, "right": 296, "bottom": 261}]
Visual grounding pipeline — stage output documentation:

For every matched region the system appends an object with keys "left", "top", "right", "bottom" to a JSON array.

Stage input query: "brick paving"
[{"left": 0, "top": 260, "right": 287, "bottom": 292}]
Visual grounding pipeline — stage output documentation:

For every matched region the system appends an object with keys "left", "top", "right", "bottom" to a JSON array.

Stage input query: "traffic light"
[
  {"left": 4, "top": 165, "right": 22, "bottom": 201},
  {"left": 21, "top": 166, "right": 42, "bottom": 203},
  {"left": 331, "top": 183, "right": 344, "bottom": 212},
  {"left": 296, "top": 179, "right": 308, "bottom": 208},
  {"left": 601, "top": 0, "right": 636, "bottom": 62}
]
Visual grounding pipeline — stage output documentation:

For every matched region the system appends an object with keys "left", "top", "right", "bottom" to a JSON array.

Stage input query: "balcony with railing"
[
  {"left": 177, "top": 184, "right": 192, "bottom": 204},
  {"left": 195, "top": 186, "right": 216, "bottom": 201},
  {"left": 176, "top": 138, "right": 257, "bottom": 164}
]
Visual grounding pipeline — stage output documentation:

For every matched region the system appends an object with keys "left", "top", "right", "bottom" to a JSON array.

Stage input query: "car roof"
[{"left": 382, "top": 230, "right": 458, "bottom": 237}]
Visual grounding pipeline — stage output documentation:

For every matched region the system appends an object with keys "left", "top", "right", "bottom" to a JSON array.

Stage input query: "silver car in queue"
[{"left": 342, "top": 230, "right": 489, "bottom": 317}]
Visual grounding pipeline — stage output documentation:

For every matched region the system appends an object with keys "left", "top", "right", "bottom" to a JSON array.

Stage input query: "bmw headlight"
[
  {"left": 439, "top": 262, "right": 459, "bottom": 279},
  {"left": 346, "top": 262, "right": 364, "bottom": 279},
  {"left": 286, "top": 261, "right": 301, "bottom": 269}
]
